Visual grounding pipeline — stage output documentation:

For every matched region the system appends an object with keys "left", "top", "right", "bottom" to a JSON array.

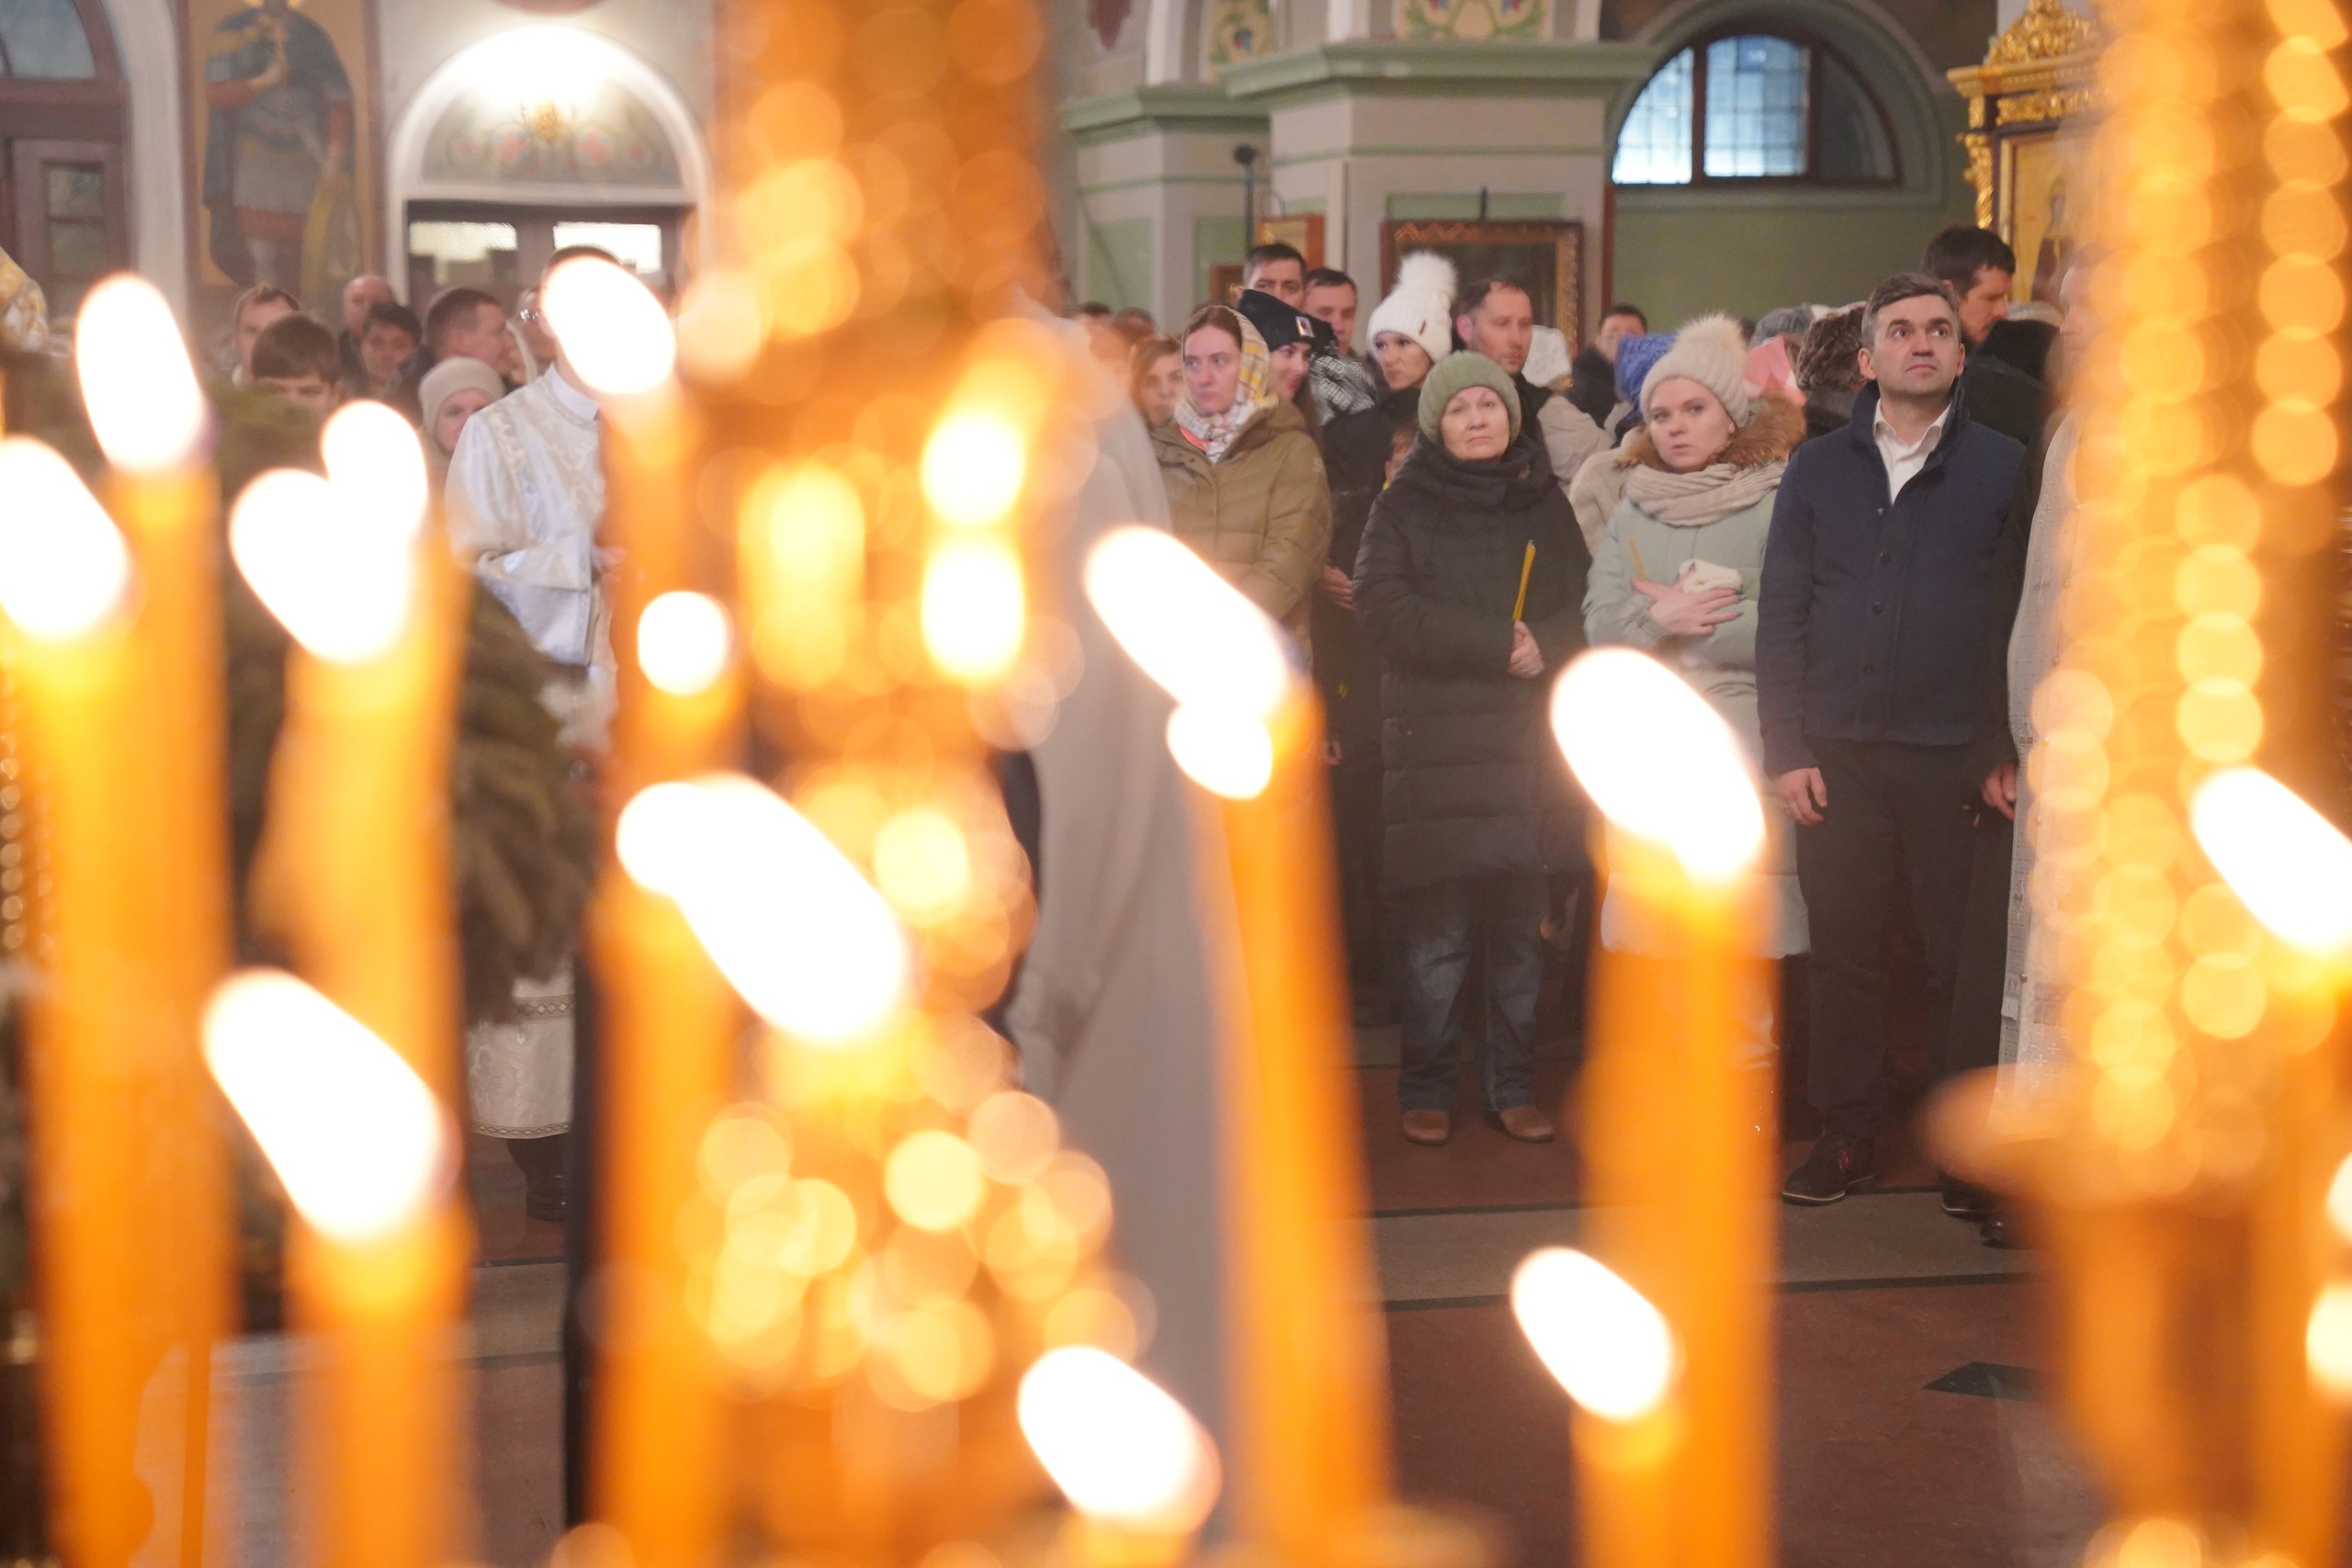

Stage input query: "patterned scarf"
[{"left": 1174, "top": 313, "right": 1275, "bottom": 464}]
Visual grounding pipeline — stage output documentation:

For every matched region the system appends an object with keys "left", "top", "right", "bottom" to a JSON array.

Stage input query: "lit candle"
[
  {"left": 202, "top": 971, "right": 462, "bottom": 1568},
  {"left": 1017, "top": 1344, "right": 1221, "bottom": 1566},
  {"left": 1083, "top": 526, "right": 1392, "bottom": 1562},
  {"left": 544, "top": 258, "right": 740, "bottom": 1568},
  {"left": 1546, "top": 647, "right": 1770, "bottom": 1568},
  {"left": 229, "top": 403, "right": 468, "bottom": 1568},
  {"left": 0, "top": 274, "right": 232, "bottom": 1568}
]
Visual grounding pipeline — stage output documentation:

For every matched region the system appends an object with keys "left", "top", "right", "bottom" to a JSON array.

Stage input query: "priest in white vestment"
[{"left": 445, "top": 338, "right": 613, "bottom": 1217}]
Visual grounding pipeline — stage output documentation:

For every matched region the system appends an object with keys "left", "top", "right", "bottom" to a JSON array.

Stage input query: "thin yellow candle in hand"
[{"left": 1512, "top": 540, "right": 1536, "bottom": 622}]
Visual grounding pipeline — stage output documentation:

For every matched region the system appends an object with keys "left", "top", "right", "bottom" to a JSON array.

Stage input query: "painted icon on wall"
[{"left": 191, "top": 0, "right": 374, "bottom": 306}]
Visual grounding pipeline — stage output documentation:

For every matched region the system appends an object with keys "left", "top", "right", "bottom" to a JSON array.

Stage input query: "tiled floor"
[{"left": 1362, "top": 1038, "right": 2101, "bottom": 1568}]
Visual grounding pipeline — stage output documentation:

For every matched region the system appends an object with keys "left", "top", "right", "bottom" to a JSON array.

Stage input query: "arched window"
[{"left": 1613, "top": 29, "right": 1898, "bottom": 186}]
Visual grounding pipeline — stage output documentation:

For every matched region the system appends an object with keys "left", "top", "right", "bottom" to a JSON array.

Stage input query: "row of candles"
[
  {"left": 6, "top": 6, "right": 2352, "bottom": 1567},
  {"left": 13, "top": 271, "right": 2352, "bottom": 1568}
]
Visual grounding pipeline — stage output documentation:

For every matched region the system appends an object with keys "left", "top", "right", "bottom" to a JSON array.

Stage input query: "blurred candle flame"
[
  {"left": 1549, "top": 648, "right": 1764, "bottom": 883},
  {"left": 1016, "top": 1346, "right": 1221, "bottom": 1531},
  {"left": 320, "top": 400, "right": 430, "bottom": 543},
  {"left": 2189, "top": 766, "right": 2352, "bottom": 955},
  {"left": 922, "top": 411, "right": 1027, "bottom": 527},
  {"left": 1083, "top": 525, "right": 1295, "bottom": 798},
  {"left": 1510, "top": 1247, "right": 1679, "bottom": 1422},
  {"left": 922, "top": 538, "right": 1026, "bottom": 682},
  {"left": 544, "top": 255, "right": 677, "bottom": 397},
  {"left": 639, "top": 591, "right": 732, "bottom": 695},
  {"left": 0, "top": 436, "right": 133, "bottom": 640},
  {"left": 231, "top": 470, "right": 416, "bottom": 664},
  {"left": 615, "top": 774, "right": 908, "bottom": 1043},
  {"left": 202, "top": 970, "right": 450, "bottom": 1245},
  {"left": 2309, "top": 1280, "right": 2352, "bottom": 1399},
  {"left": 74, "top": 274, "right": 207, "bottom": 473}
]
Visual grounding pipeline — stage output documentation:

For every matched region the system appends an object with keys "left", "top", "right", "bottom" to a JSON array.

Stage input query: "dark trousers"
[
  {"left": 1950, "top": 809, "right": 2013, "bottom": 1081},
  {"left": 1794, "top": 739, "right": 1980, "bottom": 1135},
  {"left": 1331, "top": 754, "right": 1393, "bottom": 1013},
  {"left": 1395, "top": 873, "right": 1546, "bottom": 1112}
]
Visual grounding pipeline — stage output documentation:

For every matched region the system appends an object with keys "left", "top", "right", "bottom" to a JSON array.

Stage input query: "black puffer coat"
[{"left": 1352, "top": 427, "right": 1591, "bottom": 891}]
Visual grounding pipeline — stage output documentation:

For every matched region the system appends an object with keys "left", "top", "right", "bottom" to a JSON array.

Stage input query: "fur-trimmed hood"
[{"left": 1615, "top": 386, "right": 1807, "bottom": 475}]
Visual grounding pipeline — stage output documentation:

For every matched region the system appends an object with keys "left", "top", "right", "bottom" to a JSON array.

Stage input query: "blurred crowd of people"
[{"left": 1089, "top": 225, "right": 2067, "bottom": 1244}]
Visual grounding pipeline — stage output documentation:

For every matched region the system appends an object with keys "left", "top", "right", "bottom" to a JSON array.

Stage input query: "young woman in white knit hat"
[{"left": 1581, "top": 312, "right": 1811, "bottom": 1069}]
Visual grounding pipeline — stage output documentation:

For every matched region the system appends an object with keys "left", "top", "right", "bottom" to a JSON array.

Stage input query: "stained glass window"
[
  {"left": 1611, "top": 31, "right": 1897, "bottom": 186},
  {"left": 1703, "top": 35, "right": 1807, "bottom": 177},
  {"left": 0, "top": 0, "right": 95, "bottom": 80},
  {"left": 1611, "top": 48, "right": 1693, "bottom": 186}
]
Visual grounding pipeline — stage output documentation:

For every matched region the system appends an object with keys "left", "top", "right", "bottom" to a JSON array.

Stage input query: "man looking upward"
[
  {"left": 1453, "top": 277, "right": 1603, "bottom": 501},
  {"left": 1756, "top": 273, "right": 2025, "bottom": 1208}
]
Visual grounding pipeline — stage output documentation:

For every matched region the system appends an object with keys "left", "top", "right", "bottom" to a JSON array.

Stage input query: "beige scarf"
[{"left": 1620, "top": 457, "right": 1787, "bottom": 527}]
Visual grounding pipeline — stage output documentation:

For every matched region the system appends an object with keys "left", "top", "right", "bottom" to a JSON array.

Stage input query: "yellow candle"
[
  {"left": 229, "top": 402, "right": 468, "bottom": 1567},
  {"left": 544, "top": 256, "right": 735, "bottom": 1568},
  {"left": 1544, "top": 648, "right": 1772, "bottom": 1568},
  {"left": 201, "top": 970, "right": 462, "bottom": 1568},
  {"left": 1081, "top": 526, "right": 1392, "bottom": 1564},
  {"left": 0, "top": 274, "right": 232, "bottom": 1568}
]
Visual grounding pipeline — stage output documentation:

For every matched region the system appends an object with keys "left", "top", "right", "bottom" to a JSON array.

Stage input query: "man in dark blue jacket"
[{"left": 1757, "top": 273, "right": 2026, "bottom": 1204}]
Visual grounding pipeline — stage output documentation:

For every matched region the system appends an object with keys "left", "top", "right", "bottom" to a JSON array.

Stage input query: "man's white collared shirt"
[{"left": 1873, "top": 404, "right": 1949, "bottom": 502}]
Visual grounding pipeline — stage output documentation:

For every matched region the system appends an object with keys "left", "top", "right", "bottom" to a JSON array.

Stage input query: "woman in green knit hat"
[{"left": 1352, "top": 351, "right": 1591, "bottom": 1148}]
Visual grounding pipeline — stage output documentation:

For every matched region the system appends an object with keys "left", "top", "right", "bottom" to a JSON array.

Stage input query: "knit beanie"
[
  {"left": 1367, "top": 251, "right": 1457, "bottom": 366},
  {"left": 1417, "top": 351, "right": 1521, "bottom": 444},
  {"left": 418, "top": 355, "right": 508, "bottom": 453},
  {"left": 1613, "top": 332, "right": 1673, "bottom": 406},
  {"left": 1637, "top": 313, "right": 1755, "bottom": 427},
  {"left": 1755, "top": 303, "right": 1822, "bottom": 342},
  {"left": 1233, "top": 288, "right": 1317, "bottom": 353}
]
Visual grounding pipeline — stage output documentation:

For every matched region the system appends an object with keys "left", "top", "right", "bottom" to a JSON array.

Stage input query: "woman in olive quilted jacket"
[{"left": 1151, "top": 302, "right": 1333, "bottom": 658}]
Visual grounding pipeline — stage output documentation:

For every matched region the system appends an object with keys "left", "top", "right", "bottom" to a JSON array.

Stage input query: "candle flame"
[
  {"left": 615, "top": 774, "right": 909, "bottom": 1043},
  {"left": 2189, "top": 767, "right": 2352, "bottom": 955},
  {"left": 1549, "top": 648, "right": 1764, "bottom": 882},
  {"left": 231, "top": 469, "right": 416, "bottom": 664},
  {"left": 922, "top": 411, "right": 1027, "bottom": 528},
  {"left": 1510, "top": 1247, "right": 1679, "bottom": 1422},
  {"left": 638, "top": 591, "right": 732, "bottom": 695},
  {"left": 1084, "top": 526, "right": 1295, "bottom": 798},
  {"left": 922, "top": 538, "right": 1025, "bottom": 682},
  {"left": 544, "top": 255, "right": 676, "bottom": 397},
  {"left": 1016, "top": 1346, "right": 1220, "bottom": 1531},
  {"left": 202, "top": 970, "right": 450, "bottom": 1244},
  {"left": 0, "top": 437, "right": 133, "bottom": 640},
  {"left": 1164, "top": 705, "right": 1273, "bottom": 800},
  {"left": 320, "top": 400, "right": 429, "bottom": 542},
  {"left": 74, "top": 274, "right": 206, "bottom": 473},
  {"left": 2310, "top": 1280, "right": 2352, "bottom": 1400}
]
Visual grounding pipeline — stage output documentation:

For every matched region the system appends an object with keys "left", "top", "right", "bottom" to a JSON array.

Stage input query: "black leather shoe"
[
  {"left": 1781, "top": 1134, "right": 1877, "bottom": 1205},
  {"left": 1940, "top": 1174, "right": 1996, "bottom": 1220},
  {"left": 507, "top": 1133, "right": 571, "bottom": 1222},
  {"left": 1979, "top": 1207, "right": 2026, "bottom": 1249}
]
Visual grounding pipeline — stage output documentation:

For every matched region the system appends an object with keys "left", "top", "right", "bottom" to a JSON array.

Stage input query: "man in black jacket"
[
  {"left": 1922, "top": 225, "right": 2048, "bottom": 447},
  {"left": 1757, "top": 273, "right": 2026, "bottom": 1204}
]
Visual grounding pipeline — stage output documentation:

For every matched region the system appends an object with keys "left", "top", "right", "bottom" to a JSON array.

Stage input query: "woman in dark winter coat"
[{"left": 1353, "top": 352, "right": 1592, "bottom": 1147}]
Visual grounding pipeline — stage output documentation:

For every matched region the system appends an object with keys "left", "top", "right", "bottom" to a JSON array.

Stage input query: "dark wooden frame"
[
  {"left": 7, "top": 138, "right": 126, "bottom": 289},
  {"left": 1378, "top": 219, "right": 1584, "bottom": 348},
  {"left": 0, "top": 0, "right": 127, "bottom": 310},
  {"left": 1623, "top": 25, "right": 1903, "bottom": 189}
]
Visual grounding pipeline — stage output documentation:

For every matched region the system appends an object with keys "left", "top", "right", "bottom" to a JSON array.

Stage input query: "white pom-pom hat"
[
  {"left": 1638, "top": 312, "right": 1756, "bottom": 427},
  {"left": 1367, "top": 251, "right": 1458, "bottom": 366}
]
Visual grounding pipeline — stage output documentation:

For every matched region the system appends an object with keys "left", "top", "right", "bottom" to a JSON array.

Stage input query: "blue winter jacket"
[{"left": 1755, "top": 385, "right": 2025, "bottom": 777}]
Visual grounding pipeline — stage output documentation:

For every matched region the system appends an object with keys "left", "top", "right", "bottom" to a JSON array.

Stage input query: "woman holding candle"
[
  {"left": 1581, "top": 314, "right": 1810, "bottom": 1056},
  {"left": 1153, "top": 303, "right": 1332, "bottom": 656},
  {"left": 1353, "top": 351, "right": 1590, "bottom": 1145}
]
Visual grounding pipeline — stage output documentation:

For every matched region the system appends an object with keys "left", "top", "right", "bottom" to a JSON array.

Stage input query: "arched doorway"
[
  {"left": 384, "top": 26, "right": 708, "bottom": 309},
  {"left": 0, "top": 0, "right": 127, "bottom": 322}
]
